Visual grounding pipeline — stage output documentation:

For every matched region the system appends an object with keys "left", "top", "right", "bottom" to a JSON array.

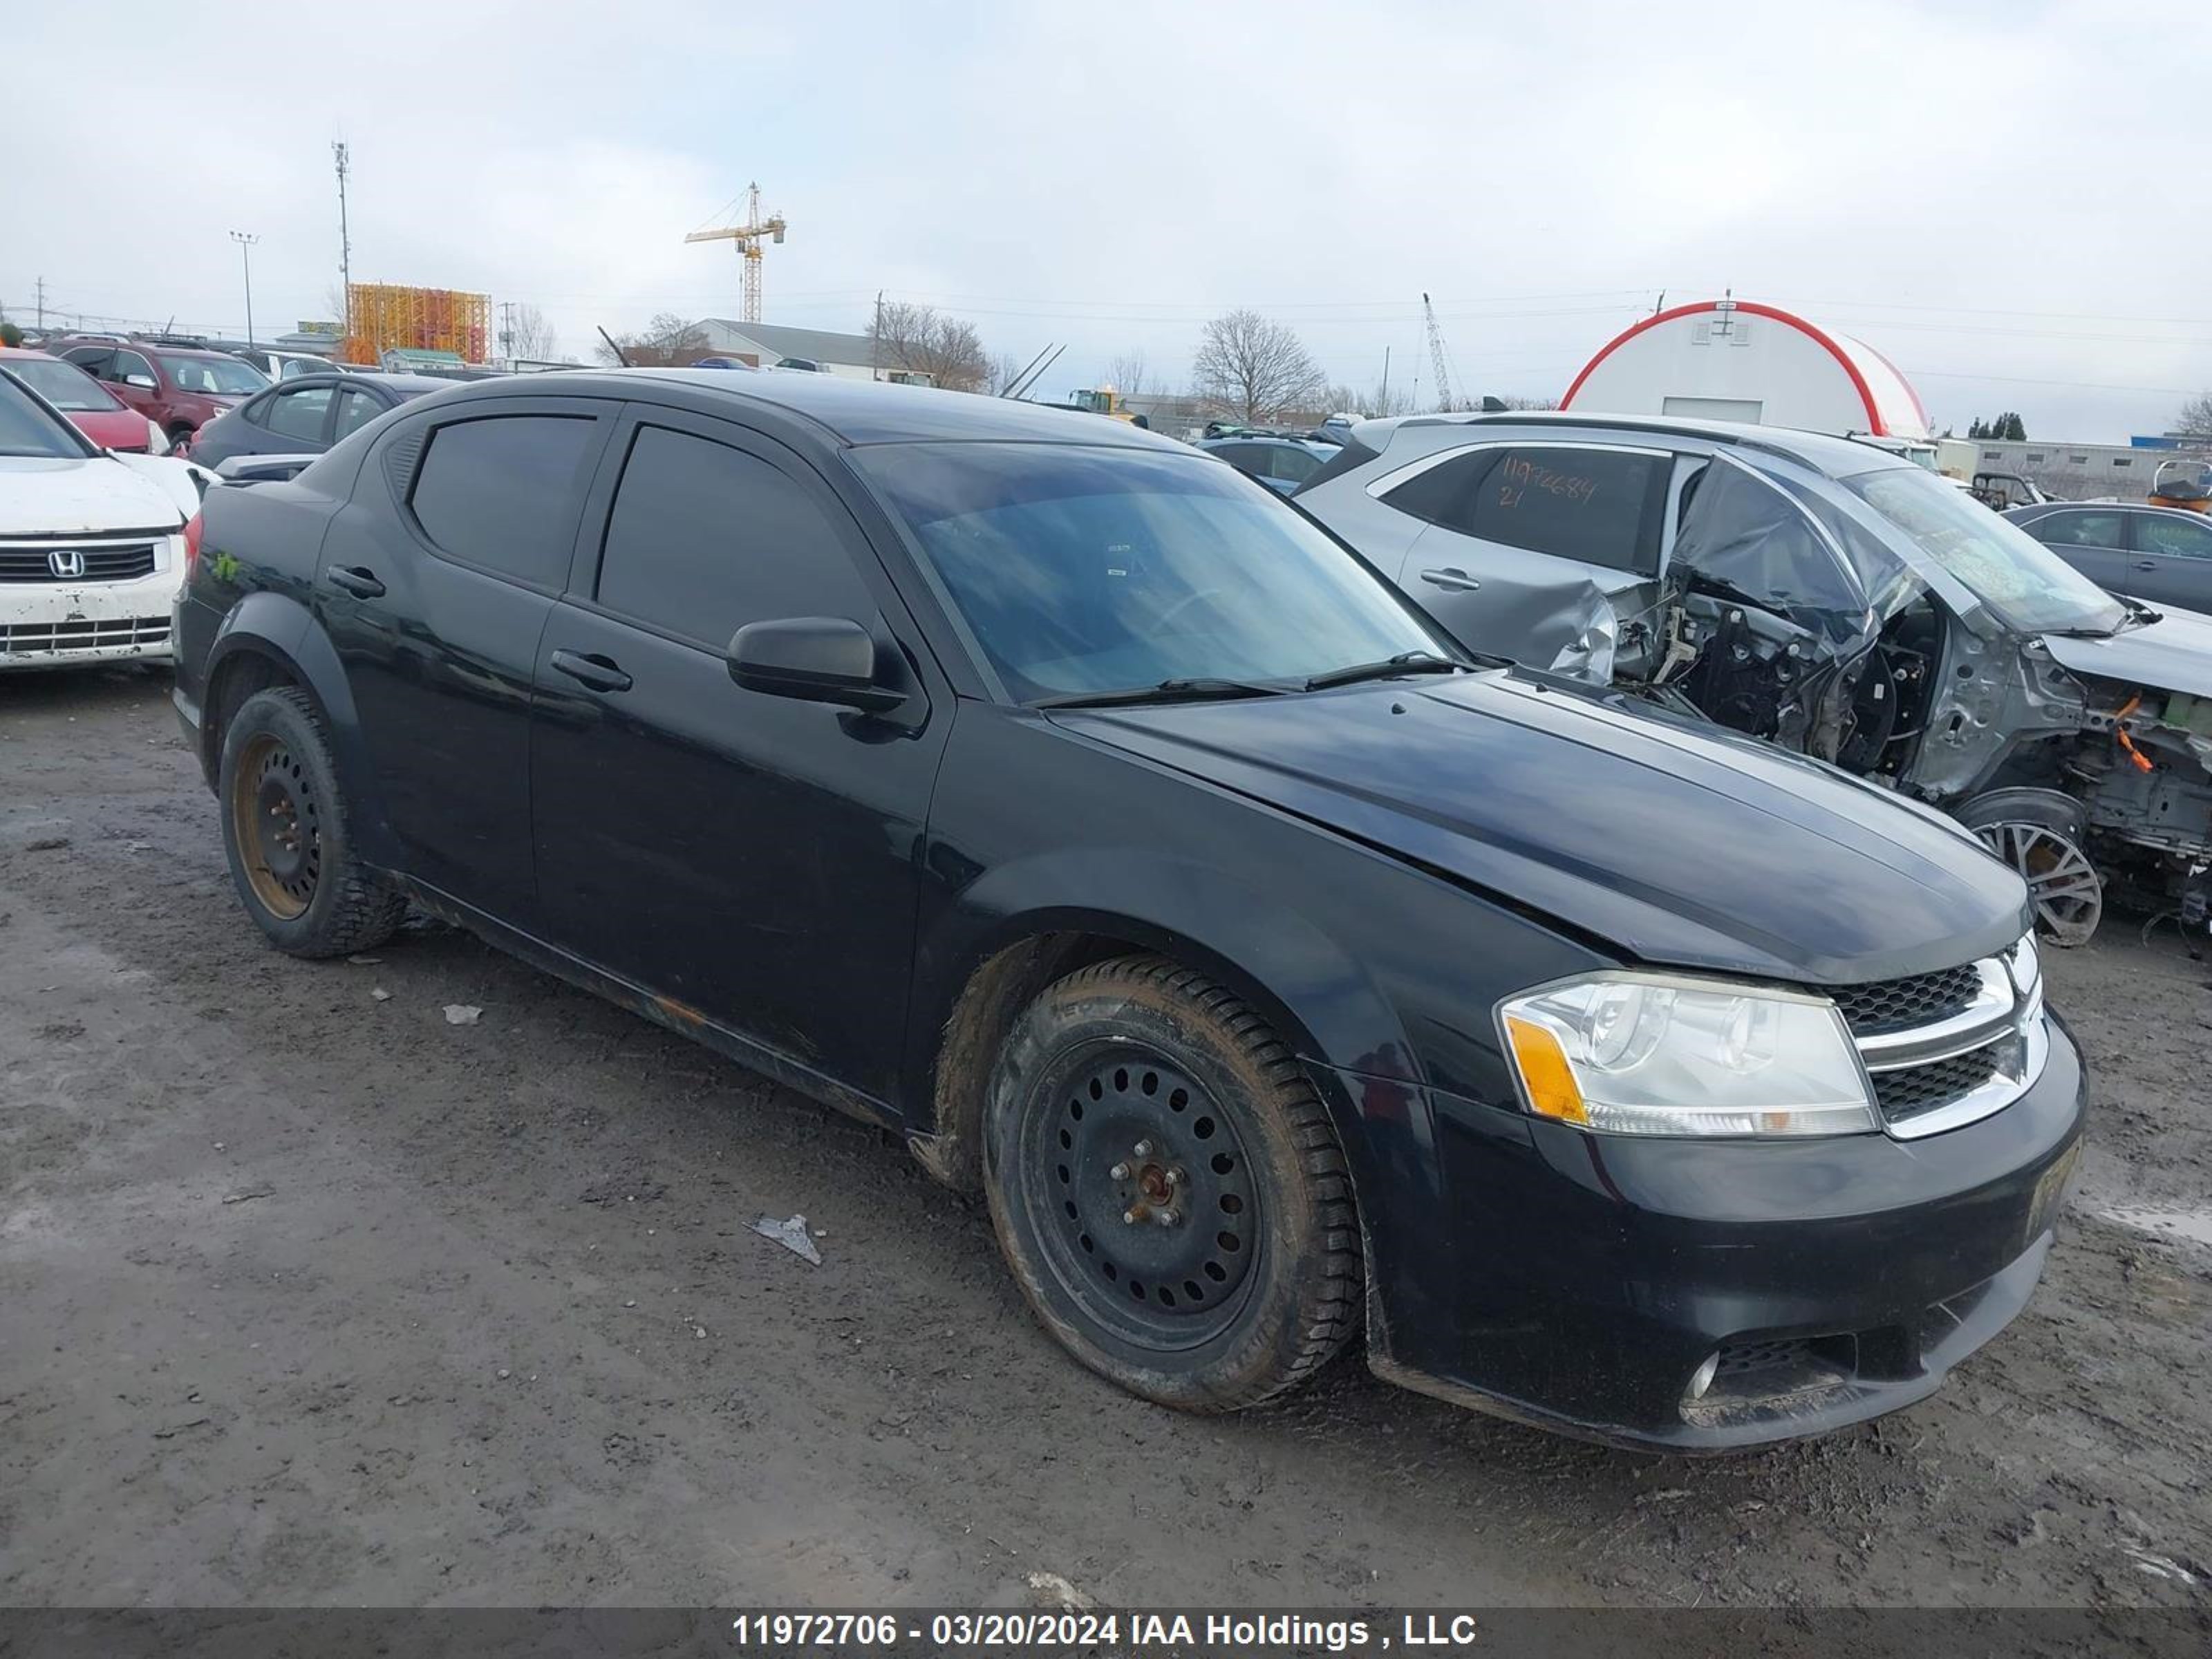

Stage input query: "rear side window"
[
  {"left": 2030, "top": 511, "right": 2123, "bottom": 550},
  {"left": 593, "top": 424, "right": 874, "bottom": 650},
  {"left": 264, "top": 385, "right": 333, "bottom": 442},
  {"left": 410, "top": 415, "right": 598, "bottom": 588},
  {"left": 1267, "top": 445, "right": 1324, "bottom": 485},
  {"left": 334, "top": 387, "right": 385, "bottom": 440},
  {"left": 1385, "top": 444, "right": 1669, "bottom": 574}
]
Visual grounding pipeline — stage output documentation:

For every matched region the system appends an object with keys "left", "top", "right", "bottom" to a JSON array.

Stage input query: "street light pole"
[{"left": 229, "top": 230, "right": 261, "bottom": 346}]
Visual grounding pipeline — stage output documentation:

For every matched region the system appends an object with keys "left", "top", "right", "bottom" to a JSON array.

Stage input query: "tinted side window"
[
  {"left": 409, "top": 415, "right": 598, "bottom": 588},
  {"left": 111, "top": 349, "right": 155, "bottom": 385},
  {"left": 2139, "top": 514, "right": 2212, "bottom": 559},
  {"left": 334, "top": 387, "right": 384, "bottom": 440},
  {"left": 1268, "top": 446, "right": 1324, "bottom": 484},
  {"left": 2031, "top": 511, "right": 2123, "bottom": 550},
  {"left": 1462, "top": 447, "right": 1668, "bottom": 574},
  {"left": 64, "top": 347, "right": 113, "bottom": 377},
  {"left": 265, "top": 385, "right": 333, "bottom": 442},
  {"left": 594, "top": 425, "right": 876, "bottom": 649},
  {"left": 1383, "top": 450, "right": 1494, "bottom": 525}
]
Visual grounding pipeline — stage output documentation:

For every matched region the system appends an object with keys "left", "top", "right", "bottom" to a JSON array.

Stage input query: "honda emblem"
[{"left": 48, "top": 549, "right": 87, "bottom": 579}]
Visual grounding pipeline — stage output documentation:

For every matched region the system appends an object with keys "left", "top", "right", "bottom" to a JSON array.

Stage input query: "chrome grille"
[
  {"left": 1839, "top": 943, "right": 2043, "bottom": 1139},
  {"left": 1830, "top": 962, "right": 1983, "bottom": 1036},
  {"left": 1872, "top": 1044, "right": 2009, "bottom": 1122},
  {"left": 1, "top": 617, "right": 171, "bottom": 653},
  {"left": 0, "top": 541, "right": 161, "bottom": 584}
]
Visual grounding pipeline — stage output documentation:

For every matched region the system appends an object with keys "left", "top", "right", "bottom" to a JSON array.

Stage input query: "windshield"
[
  {"left": 0, "top": 372, "right": 95, "bottom": 458},
  {"left": 856, "top": 443, "right": 1445, "bottom": 703},
  {"left": 154, "top": 353, "right": 269, "bottom": 395},
  {"left": 8, "top": 357, "right": 122, "bottom": 413},
  {"left": 1844, "top": 465, "right": 2128, "bottom": 635}
]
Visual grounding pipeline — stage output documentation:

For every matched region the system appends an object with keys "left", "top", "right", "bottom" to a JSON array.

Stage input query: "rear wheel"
[
  {"left": 983, "top": 955, "right": 1362, "bottom": 1412},
  {"left": 217, "top": 687, "right": 407, "bottom": 957}
]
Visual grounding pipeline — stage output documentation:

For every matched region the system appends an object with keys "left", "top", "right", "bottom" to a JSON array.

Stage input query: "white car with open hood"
[{"left": 1, "top": 361, "right": 208, "bottom": 670}]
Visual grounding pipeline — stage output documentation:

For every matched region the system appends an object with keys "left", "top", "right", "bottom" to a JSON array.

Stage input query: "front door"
[
  {"left": 528, "top": 407, "right": 946, "bottom": 1102},
  {"left": 315, "top": 396, "right": 616, "bottom": 922},
  {"left": 2125, "top": 510, "right": 2212, "bottom": 611}
]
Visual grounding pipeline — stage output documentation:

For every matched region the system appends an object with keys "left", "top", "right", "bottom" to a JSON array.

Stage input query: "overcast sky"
[{"left": 8, "top": 1, "right": 2208, "bottom": 440}]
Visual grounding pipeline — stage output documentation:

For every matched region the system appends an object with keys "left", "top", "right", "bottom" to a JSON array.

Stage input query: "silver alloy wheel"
[{"left": 1975, "top": 820, "right": 2103, "bottom": 947}]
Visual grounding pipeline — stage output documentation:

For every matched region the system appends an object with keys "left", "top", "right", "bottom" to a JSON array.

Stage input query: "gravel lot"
[{"left": 3, "top": 666, "right": 2209, "bottom": 1612}]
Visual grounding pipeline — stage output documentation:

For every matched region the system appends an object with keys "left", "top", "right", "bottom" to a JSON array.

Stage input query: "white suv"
[{"left": 1, "top": 364, "right": 206, "bottom": 670}]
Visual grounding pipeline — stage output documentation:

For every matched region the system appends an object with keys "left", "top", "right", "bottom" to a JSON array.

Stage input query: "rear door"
[
  {"left": 2124, "top": 511, "right": 2212, "bottom": 610},
  {"left": 317, "top": 395, "right": 616, "bottom": 922},
  {"left": 1378, "top": 440, "right": 1674, "bottom": 675},
  {"left": 2021, "top": 507, "right": 2130, "bottom": 594},
  {"left": 529, "top": 406, "right": 946, "bottom": 1100}
]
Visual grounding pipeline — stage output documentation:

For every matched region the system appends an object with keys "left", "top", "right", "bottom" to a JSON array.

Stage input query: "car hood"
[
  {"left": 0, "top": 455, "right": 191, "bottom": 534},
  {"left": 2041, "top": 605, "right": 2212, "bottom": 701},
  {"left": 1057, "top": 670, "right": 2029, "bottom": 984},
  {"left": 66, "top": 409, "right": 153, "bottom": 451}
]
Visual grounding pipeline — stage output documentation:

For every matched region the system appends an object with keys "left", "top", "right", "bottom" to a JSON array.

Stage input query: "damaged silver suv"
[{"left": 1296, "top": 413, "right": 2212, "bottom": 945}]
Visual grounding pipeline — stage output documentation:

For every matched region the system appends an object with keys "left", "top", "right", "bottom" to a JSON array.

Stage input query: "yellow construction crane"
[{"left": 683, "top": 182, "right": 787, "bottom": 324}]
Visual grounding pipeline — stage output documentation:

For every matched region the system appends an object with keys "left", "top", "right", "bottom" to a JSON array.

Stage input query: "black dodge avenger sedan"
[{"left": 171, "top": 371, "right": 2084, "bottom": 1450}]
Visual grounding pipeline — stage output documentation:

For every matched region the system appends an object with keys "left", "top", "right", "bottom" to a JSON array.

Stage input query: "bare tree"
[
  {"left": 867, "top": 301, "right": 990, "bottom": 392},
  {"left": 595, "top": 312, "right": 707, "bottom": 367},
  {"left": 1191, "top": 309, "right": 1327, "bottom": 423},
  {"left": 1323, "top": 380, "right": 1417, "bottom": 419},
  {"left": 1492, "top": 393, "right": 1559, "bottom": 411},
  {"left": 507, "top": 302, "right": 560, "bottom": 364},
  {"left": 1106, "top": 349, "right": 1152, "bottom": 400},
  {"left": 2179, "top": 392, "right": 2212, "bottom": 438},
  {"left": 990, "top": 350, "right": 1033, "bottom": 395}
]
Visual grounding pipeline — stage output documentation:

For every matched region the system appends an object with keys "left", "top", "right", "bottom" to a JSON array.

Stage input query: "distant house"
[{"left": 690, "top": 319, "right": 929, "bottom": 384}]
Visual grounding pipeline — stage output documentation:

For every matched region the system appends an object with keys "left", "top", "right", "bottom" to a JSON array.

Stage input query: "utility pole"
[
  {"left": 1378, "top": 346, "right": 1390, "bottom": 414},
  {"left": 229, "top": 231, "right": 261, "bottom": 346},
  {"left": 499, "top": 301, "right": 515, "bottom": 368},
  {"left": 332, "top": 141, "right": 352, "bottom": 297},
  {"left": 872, "top": 290, "right": 884, "bottom": 383}
]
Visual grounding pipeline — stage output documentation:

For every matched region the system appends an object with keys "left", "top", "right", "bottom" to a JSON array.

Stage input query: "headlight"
[{"left": 1499, "top": 973, "right": 1877, "bottom": 1138}]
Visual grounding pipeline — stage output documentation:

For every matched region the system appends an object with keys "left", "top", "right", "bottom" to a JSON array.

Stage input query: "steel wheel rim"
[
  {"left": 1976, "top": 821, "right": 2101, "bottom": 947},
  {"left": 230, "top": 733, "right": 320, "bottom": 921},
  {"left": 1017, "top": 1040, "right": 1260, "bottom": 1351}
]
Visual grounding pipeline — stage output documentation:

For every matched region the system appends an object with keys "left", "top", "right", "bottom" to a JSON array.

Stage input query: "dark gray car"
[
  {"left": 189, "top": 373, "right": 449, "bottom": 469},
  {"left": 1295, "top": 411, "right": 2212, "bottom": 946},
  {"left": 2004, "top": 500, "right": 2212, "bottom": 614}
]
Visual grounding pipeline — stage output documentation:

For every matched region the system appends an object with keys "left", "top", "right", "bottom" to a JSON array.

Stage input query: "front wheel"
[
  {"left": 217, "top": 687, "right": 409, "bottom": 957},
  {"left": 983, "top": 955, "right": 1362, "bottom": 1412}
]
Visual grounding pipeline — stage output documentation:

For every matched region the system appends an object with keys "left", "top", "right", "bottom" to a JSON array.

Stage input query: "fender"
[
  {"left": 906, "top": 845, "right": 1458, "bottom": 1359},
  {"left": 202, "top": 592, "right": 400, "bottom": 870}
]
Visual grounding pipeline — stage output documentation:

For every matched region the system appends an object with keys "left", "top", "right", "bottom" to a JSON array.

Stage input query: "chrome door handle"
[{"left": 1418, "top": 567, "right": 1482, "bottom": 593}]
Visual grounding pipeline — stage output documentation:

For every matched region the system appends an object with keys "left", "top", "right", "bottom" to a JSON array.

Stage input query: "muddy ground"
[{"left": 1, "top": 666, "right": 2208, "bottom": 1612}]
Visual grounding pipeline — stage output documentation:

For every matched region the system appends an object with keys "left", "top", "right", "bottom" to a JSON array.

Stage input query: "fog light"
[{"left": 1687, "top": 1351, "right": 1721, "bottom": 1400}]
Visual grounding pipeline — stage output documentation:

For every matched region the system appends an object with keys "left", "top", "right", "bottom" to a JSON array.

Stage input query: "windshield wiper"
[
  {"left": 1303, "top": 650, "right": 1463, "bottom": 691},
  {"left": 1031, "top": 677, "right": 1291, "bottom": 711}
]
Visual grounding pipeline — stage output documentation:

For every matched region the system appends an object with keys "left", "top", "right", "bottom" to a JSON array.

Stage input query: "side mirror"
[
  {"left": 124, "top": 373, "right": 157, "bottom": 390},
  {"left": 728, "top": 616, "right": 903, "bottom": 712}
]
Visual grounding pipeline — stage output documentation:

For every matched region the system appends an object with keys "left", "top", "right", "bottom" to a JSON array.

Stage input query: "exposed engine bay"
[{"left": 1587, "top": 454, "right": 2212, "bottom": 947}]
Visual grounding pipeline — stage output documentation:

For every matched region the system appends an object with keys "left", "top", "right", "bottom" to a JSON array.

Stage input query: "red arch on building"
[{"left": 1562, "top": 300, "right": 1893, "bottom": 436}]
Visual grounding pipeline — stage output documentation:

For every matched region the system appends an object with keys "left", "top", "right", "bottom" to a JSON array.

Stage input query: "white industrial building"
[
  {"left": 1562, "top": 298, "right": 1930, "bottom": 440},
  {"left": 691, "top": 319, "right": 924, "bottom": 382}
]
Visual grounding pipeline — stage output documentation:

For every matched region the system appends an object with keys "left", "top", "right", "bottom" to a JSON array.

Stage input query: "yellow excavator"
[{"left": 2148, "top": 455, "right": 2211, "bottom": 513}]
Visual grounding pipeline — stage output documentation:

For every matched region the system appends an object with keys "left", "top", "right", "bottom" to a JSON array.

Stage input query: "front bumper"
[
  {"left": 1340, "top": 1017, "right": 2085, "bottom": 1451},
  {"left": 1, "top": 563, "right": 182, "bottom": 671}
]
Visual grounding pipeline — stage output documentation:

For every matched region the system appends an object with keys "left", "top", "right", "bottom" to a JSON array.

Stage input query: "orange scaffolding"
[{"left": 341, "top": 283, "right": 491, "bottom": 366}]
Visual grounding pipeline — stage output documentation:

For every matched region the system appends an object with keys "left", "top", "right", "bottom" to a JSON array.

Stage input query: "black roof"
[
  {"left": 449, "top": 367, "right": 1189, "bottom": 449},
  {"left": 272, "top": 371, "right": 453, "bottom": 395}
]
